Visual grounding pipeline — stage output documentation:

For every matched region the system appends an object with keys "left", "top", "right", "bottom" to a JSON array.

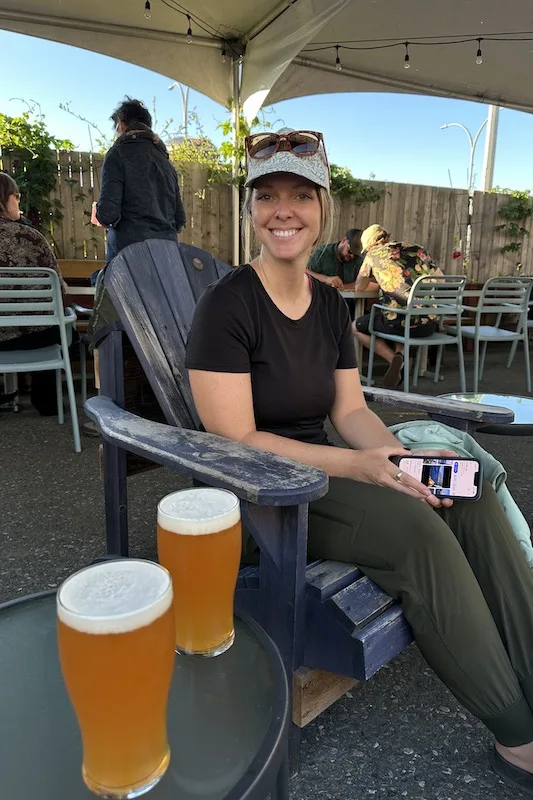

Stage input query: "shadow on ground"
[{"left": 1, "top": 344, "right": 531, "bottom": 799}]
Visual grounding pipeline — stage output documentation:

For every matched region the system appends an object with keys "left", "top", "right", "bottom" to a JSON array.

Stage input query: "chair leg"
[
  {"left": 403, "top": 345, "right": 410, "bottom": 393},
  {"left": 473, "top": 339, "right": 480, "bottom": 392},
  {"left": 103, "top": 441, "right": 129, "bottom": 555},
  {"left": 412, "top": 348, "right": 421, "bottom": 388},
  {"left": 56, "top": 370, "right": 64, "bottom": 425},
  {"left": 456, "top": 339, "right": 466, "bottom": 393},
  {"left": 507, "top": 339, "right": 519, "bottom": 368},
  {"left": 524, "top": 333, "right": 532, "bottom": 393},
  {"left": 479, "top": 341, "right": 488, "bottom": 380},
  {"left": 63, "top": 361, "right": 81, "bottom": 453},
  {"left": 367, "top": 335, "right": 375, "bottom": 386},
  {"left": 80, "top": 339, "right": 87, "bottom": 406},
  {"left": 434, "top": 345, "right": 444, "bottom": 384}
]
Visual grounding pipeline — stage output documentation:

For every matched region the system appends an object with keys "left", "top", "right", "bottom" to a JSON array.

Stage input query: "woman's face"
[
  {"left": 251, "top": 173, "right": 321, "bottom": 263},
  {"left": 5, "top": 191, "right": 21, "bottom": 220}
]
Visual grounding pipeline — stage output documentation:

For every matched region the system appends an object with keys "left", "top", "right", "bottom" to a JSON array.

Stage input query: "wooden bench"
[{"left": 85, "top": 240, "right": 514, "bottom": 757}]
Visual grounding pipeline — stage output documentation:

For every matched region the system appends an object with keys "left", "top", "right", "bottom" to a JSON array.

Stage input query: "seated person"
[
  {"left": 353, "top": 224, "right": 442, "bottom": 388},
  {"left": 307, "top": 228, "right": 363, "bottom": 290},
  {"left": 185, "top": 127, "right": 533, "bottom": 794},
  {"left": 0, "top": 173, "right": 71, "bottom": 415}
]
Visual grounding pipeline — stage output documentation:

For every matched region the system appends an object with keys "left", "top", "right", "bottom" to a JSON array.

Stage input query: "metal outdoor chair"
[
  {"left": 366, "top": 274, "right": 467, "bottom": 394},
  {"left": 447, "top": 276, "right": 533, "bottom": 393},
  {"left": 0, "top": 268, "right": 81, "bottom": 452},
  {"left": 506, "top": 299, "right": 533, "bottom": 372}
]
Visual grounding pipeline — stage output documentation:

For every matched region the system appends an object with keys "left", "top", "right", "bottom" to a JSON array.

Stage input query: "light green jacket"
[{"left": 389, "top": 420, "right": 533, "bottom": 568}]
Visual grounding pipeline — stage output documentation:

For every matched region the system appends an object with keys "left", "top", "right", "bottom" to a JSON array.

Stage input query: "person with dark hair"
[
  {"left": 307, "top": 228, "right": 363, "bottom": 290},
  {"left": 0, "top": 173, "right": 71, "bottom": 415},
  {"left": 94, "top": 96, "right": 186, "bottom": 262}
]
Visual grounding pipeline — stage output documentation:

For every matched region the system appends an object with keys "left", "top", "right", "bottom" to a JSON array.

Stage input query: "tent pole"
[{"left": 232, "top": 58, "right": 241, "bottom": 266}]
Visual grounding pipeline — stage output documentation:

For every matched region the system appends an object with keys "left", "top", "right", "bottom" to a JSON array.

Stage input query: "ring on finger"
[{"left": 395, "top": 470, "right": 404, "bottom": 482}]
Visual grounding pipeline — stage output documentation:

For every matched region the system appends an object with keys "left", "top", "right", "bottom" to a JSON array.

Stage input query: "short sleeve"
[
  {"left": 185, "top": 283, "right": 252, "bottom": 373},
  {"left": 336, "top": 300, "right": 358, "bottom": 370},
  {"left": 307, "top": 245, "right": 325, "bottom": 272}
]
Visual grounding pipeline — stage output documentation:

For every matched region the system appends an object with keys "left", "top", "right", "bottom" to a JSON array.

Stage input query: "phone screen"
[{"left": 399, "top": 457, "right": 480, "bottom": 498}]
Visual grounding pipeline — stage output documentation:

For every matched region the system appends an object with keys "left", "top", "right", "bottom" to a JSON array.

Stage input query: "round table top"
[
  {"left": 0, "top": 592, "right": 288, "bottom": 800},
  {"left": 440, "top": 393, "right": 533, "bottom": 435}
]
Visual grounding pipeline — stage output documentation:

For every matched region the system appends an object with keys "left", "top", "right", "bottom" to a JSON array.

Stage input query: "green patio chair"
[
  {"left": 366, "top": 274, "right": 467, "bottom": 394},
  {"left": 447, "top": 276, "right": 533, "bottom": 393},
  {"left": 0, "top": 267, "right": 81, "bottom": 452},
  {"left": 506, "top": 299, "right": 533, "bottom": 372}
]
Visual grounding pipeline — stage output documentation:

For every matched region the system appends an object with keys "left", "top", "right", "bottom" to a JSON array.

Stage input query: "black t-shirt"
[{"left": 185, "top": 265, "right": 357, "bottom": 445}]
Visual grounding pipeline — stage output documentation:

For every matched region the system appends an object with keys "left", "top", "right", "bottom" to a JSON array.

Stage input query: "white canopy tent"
[{"left": 2, "top": 0, "right": 533, "bottom": 260}]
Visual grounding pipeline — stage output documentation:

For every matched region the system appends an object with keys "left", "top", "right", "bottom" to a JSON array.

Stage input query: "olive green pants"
[{"left": 308, "top": 479, "right": 533, "bottom": 747}]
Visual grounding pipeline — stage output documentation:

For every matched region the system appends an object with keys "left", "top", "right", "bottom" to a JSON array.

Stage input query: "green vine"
[
  {"left": 491, "top": 186, "right": 533, "bottom": 265},
  {"left": 0, "top": 104, "right": 73, "bottom": 235}
]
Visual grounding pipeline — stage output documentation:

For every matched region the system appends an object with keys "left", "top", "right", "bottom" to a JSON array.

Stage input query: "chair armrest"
[
  {"left": 85, "top": 396, "right": 329, "bottom": 506},
  {"left": 363, "top": 387, "right": 514, "bottom": 425},
  {"left": 70, "top": 303, "right": 92, "bottom": 317}
]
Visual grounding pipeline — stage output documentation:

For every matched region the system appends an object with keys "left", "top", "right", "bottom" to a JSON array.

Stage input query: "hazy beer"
[
  {"left": 157, "top": 488, "right": 241, "bottom": 656},
  {"left": 57, "top": 560, "right": 175, "bottom": 798}
]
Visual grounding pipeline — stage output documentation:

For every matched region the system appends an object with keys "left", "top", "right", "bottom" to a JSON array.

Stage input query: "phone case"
[{"left": 391, "top": 455, "right": 483, "bottom": 501}]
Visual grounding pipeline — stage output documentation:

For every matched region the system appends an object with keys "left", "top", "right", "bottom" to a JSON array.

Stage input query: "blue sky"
[{"left": 2, "top": 29, "right": 533, "bottom": 192}]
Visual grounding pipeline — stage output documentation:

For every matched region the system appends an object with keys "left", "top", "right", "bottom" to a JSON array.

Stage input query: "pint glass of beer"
[
  {"left": 57, "top": 559, "right": 175, "bottom": 798},
  {"left": 157, "top": 487, "right": 242, "bottom": 657}
]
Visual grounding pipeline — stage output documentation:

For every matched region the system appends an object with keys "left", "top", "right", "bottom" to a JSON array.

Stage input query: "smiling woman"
[{"left": 183, "top": 127, "right": 533, "bottom": 792}]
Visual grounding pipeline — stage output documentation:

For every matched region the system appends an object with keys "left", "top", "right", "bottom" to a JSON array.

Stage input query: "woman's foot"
[
  {"left": 494, "top": 742, "right": 533, "bottom": 794},
  {"left": 382, "top": 352, "right": 404, "bottom": 389}
]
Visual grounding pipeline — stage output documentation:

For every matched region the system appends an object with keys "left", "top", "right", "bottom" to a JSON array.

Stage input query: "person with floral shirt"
[{"left": 353, "top": 224, "right": 442, "bottom": 388}]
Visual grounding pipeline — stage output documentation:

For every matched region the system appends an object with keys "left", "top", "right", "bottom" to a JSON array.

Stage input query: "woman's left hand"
[{"left": 408, "top": 449, "right": 460, "bottom": 508}]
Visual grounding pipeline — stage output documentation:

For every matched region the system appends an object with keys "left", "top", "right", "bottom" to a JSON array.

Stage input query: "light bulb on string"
[
  {"left": 186, "top": 14, "right": 193, "bottom": 43},
  {"left": 221, "top": 43, "right": 227, "bottom": 64},
  {"left": 476, "top": 38, "right": 483, "bottom": 65},
  {"left": 144, "top": 0, "right": 151, "bottom": 19},
  {"left": 404, "top": 42, "right": 410, "bottom": 69},
  {"left": 335, "top": 45, "right": 342, "bottom": 72}
]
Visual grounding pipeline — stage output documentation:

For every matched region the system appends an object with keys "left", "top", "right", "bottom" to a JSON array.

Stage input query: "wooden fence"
[{"left": 1, "top": 149, "right": 531, "bottom": 279}]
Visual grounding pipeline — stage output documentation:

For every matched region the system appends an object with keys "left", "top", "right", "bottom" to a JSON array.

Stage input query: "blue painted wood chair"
[{"left": 85, "top": 240, "right": 514, "bottom": 745}]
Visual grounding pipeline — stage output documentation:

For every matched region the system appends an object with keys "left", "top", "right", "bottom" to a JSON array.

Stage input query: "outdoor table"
[
  {"left": 0, "top": 591, "right": 289, "bottom": 800},
  {"left": 440, "top": 392, "right": 533, "bottom": 436}
]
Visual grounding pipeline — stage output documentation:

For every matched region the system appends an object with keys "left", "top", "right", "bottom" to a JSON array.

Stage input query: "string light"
[
  {"left": 144, "top": 0, "right": 151, "bottom": 19},
  {"left": 186, "top": 14, "right": 192, "bottom": 43},
  {"left": 476, "top": 38, "right": 483, "bottom": 64},
  {"left": 335, "top": 44, "right": 342, "bottom": 71},
  {"left": 404, "top": 41, "right": 410, "bottom": 69},
  {"left": 221, "top": 43, "right": 227, "bottom": 63}
]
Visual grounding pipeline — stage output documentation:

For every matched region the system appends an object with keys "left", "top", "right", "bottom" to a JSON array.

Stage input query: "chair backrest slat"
[
  {"left": 0, "top": 268, "right": 63, "bottom": 325},
  {"left": 104, "top": 240, "right": 230, "bottom": 431},
  {"left": 478, "top": 276, "right": 533, "bottom": 313},
  {"left": 407, "top": 275, "right": 467, "bottom": 314}
]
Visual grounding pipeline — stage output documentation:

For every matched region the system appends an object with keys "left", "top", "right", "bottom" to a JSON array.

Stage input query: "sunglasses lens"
[
  {"left": 247, "top": 133, "right": 278, "bottom": 159},
  {"left": 289, "top": 132, "right": 320, "bottom": 155}
]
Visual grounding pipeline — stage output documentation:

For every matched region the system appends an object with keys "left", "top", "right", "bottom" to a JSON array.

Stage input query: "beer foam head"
[
  {"left": 57, "top": 559, "right": 172, "bottom": 634},
  {"left": 158, "top": 488, "right": 240, "bottom": 535}
]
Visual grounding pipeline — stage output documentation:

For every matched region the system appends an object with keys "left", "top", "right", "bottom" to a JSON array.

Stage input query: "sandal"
[
  {"left": 493, "top": 747, "right": 533, "bottom": 795},
  {"left": 382, "top": 353, "right": 404, "bottom": 389}
]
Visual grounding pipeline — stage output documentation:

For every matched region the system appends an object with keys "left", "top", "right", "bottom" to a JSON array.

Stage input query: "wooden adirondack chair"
[{"left": 86, "top": 240, "right": 513, "bottom": 744}]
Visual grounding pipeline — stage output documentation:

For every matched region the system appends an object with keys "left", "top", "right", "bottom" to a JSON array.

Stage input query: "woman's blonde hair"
[{"left": 242, "top": 183, "right": 334, "bottom": 256}]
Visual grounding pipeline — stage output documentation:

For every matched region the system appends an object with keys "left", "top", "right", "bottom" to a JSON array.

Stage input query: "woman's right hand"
[{"left": 348, "top": 446, "right": 443, "bottom": 507}]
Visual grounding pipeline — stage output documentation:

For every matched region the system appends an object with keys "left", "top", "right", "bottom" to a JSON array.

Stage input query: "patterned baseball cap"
[{"left": 245, "top": 128, "right": 330, "bottom": 192}]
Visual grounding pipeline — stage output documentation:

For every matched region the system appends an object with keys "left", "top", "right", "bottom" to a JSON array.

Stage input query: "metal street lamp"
[
  {"left": 440, "top": 120, "right": 488, "bottom": 195},
  {"left": 168, "top": 81, "right": 190, "bottom": 140}
]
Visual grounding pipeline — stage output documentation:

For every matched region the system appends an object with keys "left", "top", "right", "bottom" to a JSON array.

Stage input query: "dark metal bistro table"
[
  {"left": 0, "top": 591, "right": 289, "bottom": 800},
  {"left": 440, "top": 393, "right": 533, "bottom": 436}
]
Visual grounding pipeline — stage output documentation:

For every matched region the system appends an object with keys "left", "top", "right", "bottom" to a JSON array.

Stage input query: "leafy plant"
[
  {"left": 329, "top": 165, "right": 383, "bottom": 204},
  {"left": 491, "top": 186, "right": 533, "bottom": 261},
  {"left": 0, "top": 103, "right": 73, "bottom": 233}
]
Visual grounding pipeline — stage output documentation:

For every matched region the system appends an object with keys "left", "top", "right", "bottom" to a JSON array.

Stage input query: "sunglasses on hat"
[{"left": 245, "top": 130, "right": 327, "bottom": 163}]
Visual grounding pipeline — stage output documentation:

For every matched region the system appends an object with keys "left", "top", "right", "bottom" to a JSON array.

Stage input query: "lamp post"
[
  {"left": 168, "top": 82, "right": 190, "bottom": 140},
  {"left": 441, "top": 119, "right": 488, "bottom": 265}
]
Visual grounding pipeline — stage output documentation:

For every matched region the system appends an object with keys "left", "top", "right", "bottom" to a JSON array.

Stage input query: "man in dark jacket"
[{"left": 96, "top": 97, "right": 186, "bottom": 261}]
